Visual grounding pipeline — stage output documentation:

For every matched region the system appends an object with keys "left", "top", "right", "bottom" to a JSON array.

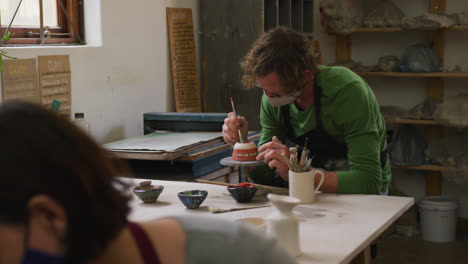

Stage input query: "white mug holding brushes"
[{"left": 284, "top": 145, "right": 325, "bottom": 203}]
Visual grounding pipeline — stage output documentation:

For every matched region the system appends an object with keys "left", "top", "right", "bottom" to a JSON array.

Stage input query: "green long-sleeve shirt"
[{"left": 252, "top": 65, "right": 390, "bottom": 194}]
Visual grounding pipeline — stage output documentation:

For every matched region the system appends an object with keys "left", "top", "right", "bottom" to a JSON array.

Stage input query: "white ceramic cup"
[{"left": 289, "top": 169, "right": 324, "bottom": 203}]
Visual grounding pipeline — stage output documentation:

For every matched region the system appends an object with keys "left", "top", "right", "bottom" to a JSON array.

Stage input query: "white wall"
[
  {"left": 313, "top": 0, "right": 468, "bottom": 217},
  {"left": 0, "top": 0, "right": 200, "bottom": 144}
]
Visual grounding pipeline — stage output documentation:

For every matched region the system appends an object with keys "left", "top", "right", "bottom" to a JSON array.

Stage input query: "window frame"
[{"left": 1, "top": 0, "right": 84, "bottom": 45}]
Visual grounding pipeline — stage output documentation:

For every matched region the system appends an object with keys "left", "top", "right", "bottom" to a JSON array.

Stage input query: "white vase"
[{"left": 266, "top": 193, "right": 302, "bottom": 257}]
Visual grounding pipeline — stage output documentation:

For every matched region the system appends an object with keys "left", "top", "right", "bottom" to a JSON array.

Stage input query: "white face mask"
[{"left": 265, "top": 89, "right": 303, "bottom": 107}]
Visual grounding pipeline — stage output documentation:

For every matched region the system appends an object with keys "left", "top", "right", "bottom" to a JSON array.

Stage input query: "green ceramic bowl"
[{"left": 133, "top": 185, "right": 164, "bottom": 203}]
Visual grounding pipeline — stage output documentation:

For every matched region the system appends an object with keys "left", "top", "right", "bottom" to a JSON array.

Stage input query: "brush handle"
[
  {"left": 229, "top": 205, "right": 271, "bottom": 212},
  {"left": 195, "top": 180, "right": 288, "bottom": 194},
  {"left": 195, "top": 179, "right": 236, "bottom": 187}
]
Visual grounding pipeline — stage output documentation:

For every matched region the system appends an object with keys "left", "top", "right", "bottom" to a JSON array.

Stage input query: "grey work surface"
[{"left": 125, "top": 178, "right": 414, "bottom": 264}]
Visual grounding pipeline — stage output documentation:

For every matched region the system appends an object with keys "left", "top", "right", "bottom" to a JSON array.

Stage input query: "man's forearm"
[{"left": 316, "top": 171, "right": 338, "bottom": 193}]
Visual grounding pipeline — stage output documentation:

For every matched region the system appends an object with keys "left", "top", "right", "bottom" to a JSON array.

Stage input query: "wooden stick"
[
  {"left": 289, "top": 147, "right": 298, "bottom": 172},
  {"left": 195, "top": 179, "right": 288, "bottom": 193},
  {"left": 230, "top": 97, "right": 244, "bottom": 143},
  {"left": 209, "top": 204, "right": 271, "bottom": 214},
  {"left": 281, "top": 153, "right": 294, "bottom": 171},
  {"left": 238, "top": 130, "right": 244, "bottom": 143},
  {"left": 299, "top": 137, "right": 308, "bottom": 168},
  {"left": 230, "top": 97, "right": 237, "bottom": 115},
  {"left": 195, "top": 179, "right": 236, "bottom": 187}
]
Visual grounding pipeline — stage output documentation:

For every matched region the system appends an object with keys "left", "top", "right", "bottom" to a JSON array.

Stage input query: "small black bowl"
[
  {"left": 227, "top": 186, "right": 257, "bottom": 203},
  {"left": 178, "top": 190, "right": 208, "bottom": 209}
]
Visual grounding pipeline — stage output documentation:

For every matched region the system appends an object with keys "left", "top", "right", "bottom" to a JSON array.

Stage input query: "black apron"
[{"left": 281, "top": 79, "right": 387, "bottom": 171}]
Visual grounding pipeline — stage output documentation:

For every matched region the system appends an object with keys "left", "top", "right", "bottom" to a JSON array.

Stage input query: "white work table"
[{"left": 125, "top": 178, "right": 414, "bottom": 264}]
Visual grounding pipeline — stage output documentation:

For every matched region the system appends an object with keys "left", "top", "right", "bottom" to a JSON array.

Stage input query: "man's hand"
[
  {"left": 222, "top": 112, "right": 248, "bottom": 146},
  {"left": 257, "top": 136, "right": 290, "bottom": 180}
]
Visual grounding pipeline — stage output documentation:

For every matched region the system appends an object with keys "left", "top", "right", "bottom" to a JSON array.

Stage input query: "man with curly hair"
[{"left": 222, "top": 26, "right": 390, "bottom": 195}]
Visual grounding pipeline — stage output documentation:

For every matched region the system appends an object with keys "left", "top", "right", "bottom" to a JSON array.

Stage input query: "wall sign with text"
[{"left": 38, "top": 55, "right": 72, "bottom": 116}]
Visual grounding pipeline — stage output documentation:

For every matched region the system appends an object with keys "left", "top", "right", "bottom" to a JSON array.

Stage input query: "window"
[{"left": 0, "top": 0, "right": 84, "bottom": 45}]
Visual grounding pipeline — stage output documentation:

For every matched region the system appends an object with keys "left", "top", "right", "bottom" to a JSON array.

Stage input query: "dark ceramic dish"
[
  {"left": 133, "top": 181, "right": 164, "bottom": 203},
  {"left": 227, "top": 186, "right": 257, "bottom": 203},
  {"left": 178, "top": 190, "right": 208, "bottom": 209}
]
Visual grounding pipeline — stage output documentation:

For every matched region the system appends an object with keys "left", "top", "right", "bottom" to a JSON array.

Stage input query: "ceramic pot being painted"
[
  {"left": 266, "top": 194, "right": 301, "bottom": 257},
  {"left": 232, "top": 142, "right": 258, "bottom": 161}
]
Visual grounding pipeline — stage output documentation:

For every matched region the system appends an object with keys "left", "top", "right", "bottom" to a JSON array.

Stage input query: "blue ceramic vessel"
[{"left": 178, "top": 190, "right": 208, "bottom": 209}]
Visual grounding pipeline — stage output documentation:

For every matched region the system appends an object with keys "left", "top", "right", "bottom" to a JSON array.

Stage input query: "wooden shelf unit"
[
  {"left": 392, "top": 165, "right": 443, "bottom": 171},
  {"left": 387, "top": 118, "right": 440, "bottom": 125},
  {"left": 357, "top": 72, "right": 468, "bottom": 78},
  {"left": 334, "top": 0, "right": 457, "bottom": 196},
  {"left": 352, "top": 25, "right": 468, "bottom": 33}
]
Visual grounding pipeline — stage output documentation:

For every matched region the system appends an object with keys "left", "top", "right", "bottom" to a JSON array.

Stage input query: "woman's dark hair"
[
  {"left": 240, "top": 26, "right": 320, "bottom": 93},
  {"left": 0, "top": 101, "right": 132, "bottom": 263}
]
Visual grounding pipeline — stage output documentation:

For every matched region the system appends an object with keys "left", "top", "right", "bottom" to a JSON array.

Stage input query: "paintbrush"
[
  {"left": 194, "top": 179, "right": 236, "bottom": 187},
  {"left": 281, "top": 153, "right": 294, "bottom": 171},
  {"left": 209, "top": 204, "right": 271, "bottom": 214},
  {"left": 299, "top": 137, "right": 308, "bottom": 170},
  {"left": 305, "top": 155, "right": 315, "bottom": 171},
  {"left": 194, "top": 179, "right": 288, "bottom": 194},
  {"left": 289, "top": 147, "right": 298, "bottom": 171},
  {"left": 230, "top": 97, "right": 244, "bottom": 143}
]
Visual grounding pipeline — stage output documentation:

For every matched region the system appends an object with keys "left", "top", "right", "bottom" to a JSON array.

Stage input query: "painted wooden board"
[
  {"left": 125, "top": 178, "right": 414, "bottom": 264},
  {"left": 38, "top": 55, "right": 72, "bottom": 116},
  {"left": 1, "top": 59, "right": 40, "bottom": 103},
  {"left": 166, "top": 8, "right": 201, "bottom": 112}
]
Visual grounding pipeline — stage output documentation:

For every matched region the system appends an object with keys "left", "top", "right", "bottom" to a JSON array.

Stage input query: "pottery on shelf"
[
  {"left": 266, "top": 193, "right": 302, "bottom": 257},
  {"left": 133, "top": 181, "right": 164, "bottom": 203},
  {"left": 232, "top": 142, "right": 258, "bottom": 161}
]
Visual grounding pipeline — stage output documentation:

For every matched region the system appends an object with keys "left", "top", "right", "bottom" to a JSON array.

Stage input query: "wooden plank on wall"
[
  {"left": 336, "top": 35, "right": 351, "bottom": 62},
  {"left": 38, "top": 55, "right": 72, "bottom": 117},
  {"left": 425, "top": 0, "right": 446, "bottom": 196},
  {"left": 1, "top": 59, "right": 40, "bottom": 104},
  {"left": 312, "top": 40, "right": 322, "bottom": 64},
  {"left": 167, "top": 8, "right": 202, "bottom": 112}
]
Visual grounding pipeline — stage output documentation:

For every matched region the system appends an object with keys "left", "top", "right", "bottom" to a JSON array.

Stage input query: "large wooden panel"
[
  {"left": 200, "top": 0, "right": 263, "bottom": 130},
  {"left": 167, "top": 8, "right": 202, "bottom": 112}
]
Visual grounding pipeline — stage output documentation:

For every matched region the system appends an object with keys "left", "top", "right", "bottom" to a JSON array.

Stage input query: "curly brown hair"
[{"left": 240, "top": 26, "right": 319, "bottom": 93}]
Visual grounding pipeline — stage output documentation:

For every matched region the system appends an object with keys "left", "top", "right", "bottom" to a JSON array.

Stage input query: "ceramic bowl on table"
[
  {"left": 133, "top": 181, "right": 164, "bottom": 203},
  {"left": 178, "top": 190, "right": 208, "bottom": 209},
  {"left": 227, "top": 186, "right": 257, "bottom": 203}
]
